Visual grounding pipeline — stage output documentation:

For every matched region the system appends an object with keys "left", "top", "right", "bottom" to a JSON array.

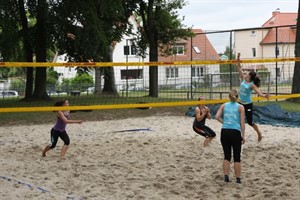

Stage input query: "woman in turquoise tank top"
[
  {"left": 216, "top": 89, "right": 245, "bottom": 184},
  {"left": 237, "top": 53, "right": 269, "bottom": 141}
]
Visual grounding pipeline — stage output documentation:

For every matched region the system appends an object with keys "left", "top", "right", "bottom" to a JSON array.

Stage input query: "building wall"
[{"left": 235, "top": 29, "right": 295, "bottom": 83}]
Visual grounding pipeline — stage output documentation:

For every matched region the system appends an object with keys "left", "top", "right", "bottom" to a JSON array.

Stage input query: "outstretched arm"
[
  {"left": 58, "top": 111, "right": 83, "bottom": 124},
  {"left": 236, "top": 53, "right": 244, "bottom": 80},
  {"left": 252, "top": 85, "right": 270, "bottom": 99}
]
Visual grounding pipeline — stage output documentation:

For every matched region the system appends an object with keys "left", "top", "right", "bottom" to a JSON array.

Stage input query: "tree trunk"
[
  {"left": 102, "top": 45, "right": 118, "bottom": 95},
  {"left": 148, "top": 0, "right": 159, "bottom": 97},
  {"left": 149, "top": 40, "right": 158, "bottom": 97},
  {"left": 33, "top": 0, "right": 49, "bottom": 99},
  {"left": 94, "top": 67, "right": 102, "bottom": 94},
  {"left": 291, "top": 3, "right": 300, "bottom": 102},
  {"left": 102, "top": 67, "right": 118, "bottom": 95},
  {"left": 18, "top": 0, "right": 34, "bottom": 100}
]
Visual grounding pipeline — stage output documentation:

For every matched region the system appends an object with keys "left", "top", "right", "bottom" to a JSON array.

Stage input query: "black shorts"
[
  {"left": 220, "top": 129, "right": 242, "bottom": 162},
  {"left": 241, "top": 103, "right": 254, "bottom": 126},
  {"left": 193, "top": 125, "right": 216, "bottom": 138},
  {"left": 49, "top": 128, "right": 70, "bottom": 148}
]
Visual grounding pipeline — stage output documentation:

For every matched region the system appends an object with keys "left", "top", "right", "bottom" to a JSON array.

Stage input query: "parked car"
[
  {"left": 47, "top": 90, "right": 68, "bottom": 96},
  {"left": 127, "top": 86, "right": 144, "bottom": 91},
  {"left": 175, "top": 84, "right": 195, "bottom": 89},
  {"left": 0, "top": 90, "right": 19, "bottom": 98},
  {"left": 87, "top": 87, "right": 95, "bottom": 93}
]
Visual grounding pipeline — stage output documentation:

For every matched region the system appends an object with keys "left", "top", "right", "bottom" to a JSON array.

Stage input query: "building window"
[
  {"left": 172, "top": 45, "right": 184, "bottom": 55},
  {"left": 193, "top": 46, "right": 201, "bottom": 54},
  {"left": 124, "top": 40, "right": 137, "bottom": 56},
  {"left": 275, "top": 47, "right": 280, "bottom": 56},
  {"left": 166, "top": 67, "right": 178, "bottom": 78},
  {"left": 276, "top": 68, "right": 281, "bottom": 77},
  {"left": 121, "top": 69, "right": 143, "bottom": 79},
  {"left": 252, "top": 48, "right": 256, "bottom": 57},
  {"left": 192, "top": 66, "right": 204, "bottom": 77}
]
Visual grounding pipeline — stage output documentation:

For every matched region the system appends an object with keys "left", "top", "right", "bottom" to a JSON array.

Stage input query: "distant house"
[
  {"left": 53, "top": 15, "right": 149, "bottom": 91},
  {"left": 112, "top": 15, "right": 150, "bottom": 91},
  {"left": 53, "top": 19, "right": 220, "bottom": 91},
  {"left": 157, "top": 29, "right": 220, "bottom": 88},
  {"left": 234, "top": 10, "right": 297, "bottom": 83}
]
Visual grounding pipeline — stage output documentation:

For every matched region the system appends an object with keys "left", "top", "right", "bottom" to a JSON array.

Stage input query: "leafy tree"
[
  {"left": 291, "top": 3, "right": 300, "bottom": 102},
  {"left": 60, "top": 78, "right": 71, "bottom": 93},
  {"left": 46, "top": 67, "right": 59, "bottom": 86},
  {"left": 18, "top": 0, "right": 34, "bottom": 99},
  {"left": 51, "top": 0, "right": 137, "bottom": 96},
  {"left": 0, "top": 68, "right": 9, "bottom": 79},
  {"left": 135, "top": 0, "right": 193, "bottom": 97},
  {"left": 70, "top": 73, "right": 94, "bottom": 91},
  {"left": 0, "top": 0, "right": 49, "bottom": 100},
  {"left": 219, "top": 46, "right": 239, "bottom": 87},
  {"left": 10, "top": 78, "right": 26, "bottom": 91}
]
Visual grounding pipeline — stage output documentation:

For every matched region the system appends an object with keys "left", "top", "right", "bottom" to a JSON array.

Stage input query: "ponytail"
[{"left": 249, "top": 70, "right": 261, "bottom": 87}]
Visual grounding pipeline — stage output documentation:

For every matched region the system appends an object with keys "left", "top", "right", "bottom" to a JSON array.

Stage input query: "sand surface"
[{"left": 0, "top": 116, "right": 299, "bottom": 200}]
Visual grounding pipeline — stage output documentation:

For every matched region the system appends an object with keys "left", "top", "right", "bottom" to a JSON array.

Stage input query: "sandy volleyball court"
[{"left": 0, "top": 116, "right": 299, "bottom": 200}]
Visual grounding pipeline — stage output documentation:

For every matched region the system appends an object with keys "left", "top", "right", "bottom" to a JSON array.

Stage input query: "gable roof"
[
  {"left": 158, "top": 29, "right": 219, "bottom": 62},
  {"left": 262, "top": 10, "right": 297, "bottom": 27},
  {"left": 261, "top": 10, "right": 297, "bottom": 45}
]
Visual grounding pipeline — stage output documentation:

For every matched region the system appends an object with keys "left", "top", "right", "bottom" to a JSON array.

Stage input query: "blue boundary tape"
[
  {"left": 113, "top": 128, "right": 153, "bottom": 133},
  {"left": 1, "top": 175, "right": 83, "bottom": 199}
]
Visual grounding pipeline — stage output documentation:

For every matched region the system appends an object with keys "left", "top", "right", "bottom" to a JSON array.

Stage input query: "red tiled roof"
[
  {"left": 260, "top": 27, "right": 296, "bottom": 44},
  {"left": 261, "top": 11, "right": 297, "bottom": 45},
  {"left": 262, "top": 11, "right": 297, "bottom": 27},
  {"left": 158, "top": 29, "right": 219, "bottom": 62}
]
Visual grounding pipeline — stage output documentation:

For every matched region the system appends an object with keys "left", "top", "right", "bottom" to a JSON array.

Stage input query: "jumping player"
[{"left": 237, "top": 53, "right": 269, "bottom": 141}]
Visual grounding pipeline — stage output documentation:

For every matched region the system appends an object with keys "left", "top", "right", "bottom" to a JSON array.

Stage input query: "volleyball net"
[{"left": 0, "top": 58, "right": 299, "bottom": 113}]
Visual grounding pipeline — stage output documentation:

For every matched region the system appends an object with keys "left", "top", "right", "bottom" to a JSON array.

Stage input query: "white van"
[{"left": 0, "top": 90, "right": 19, "bottom": 98}]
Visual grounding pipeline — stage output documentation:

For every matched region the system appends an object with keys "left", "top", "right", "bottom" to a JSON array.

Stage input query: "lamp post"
[{"left": 124, "top": 39, "right": 130, "bottom": 97}]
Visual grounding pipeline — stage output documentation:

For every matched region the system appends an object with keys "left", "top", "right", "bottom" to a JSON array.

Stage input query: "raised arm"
[{"left": 236, "top": 53, "right": 244, "bottom": 80}]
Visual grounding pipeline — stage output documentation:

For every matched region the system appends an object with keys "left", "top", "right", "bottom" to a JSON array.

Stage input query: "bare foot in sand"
[
  {"left": 203, "top": 138, "right": 211, "bottom": 147},
  {"left": 257, "top": 131, "right": 262, "bottom": 142}
]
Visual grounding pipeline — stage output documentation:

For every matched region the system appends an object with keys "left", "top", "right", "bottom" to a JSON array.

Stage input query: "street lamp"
[{"left": 190, "top": 32, "right": 201, "bottom": 99}]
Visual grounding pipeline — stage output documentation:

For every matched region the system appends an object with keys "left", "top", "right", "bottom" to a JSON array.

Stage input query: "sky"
[{"left": 178, "top": 0, "right": 298, "bottom": 31}]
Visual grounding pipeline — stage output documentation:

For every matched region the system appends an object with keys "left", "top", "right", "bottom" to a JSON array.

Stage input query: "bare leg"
[
  {"left": 203, "top": 137, "right": 215, "bottom": 147},
  {"left": 203, "top": 137, "right": 210, "bottom": 147},
  {"left": 60, "top": 145, "right": 69, "bottom": 158},
  {"left": 42, "top": 145, "right": 51, "bottom": 157},
  {"left": 223, "top": 160, "right": 230, "bottom": 176},
  {"left": 252, "top": 123, "right": 262, "bottom": 141},
  {"left": 234, "top": 162, "right": 241, "bottom": 178}
]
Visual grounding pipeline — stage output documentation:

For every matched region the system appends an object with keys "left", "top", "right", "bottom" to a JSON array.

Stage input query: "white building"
[
  {"left": 234, "top": 10, "right": 297, "bottom": 83},
  {"left": 53, "top": 16, "right": 220, "bottom": 91}
]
